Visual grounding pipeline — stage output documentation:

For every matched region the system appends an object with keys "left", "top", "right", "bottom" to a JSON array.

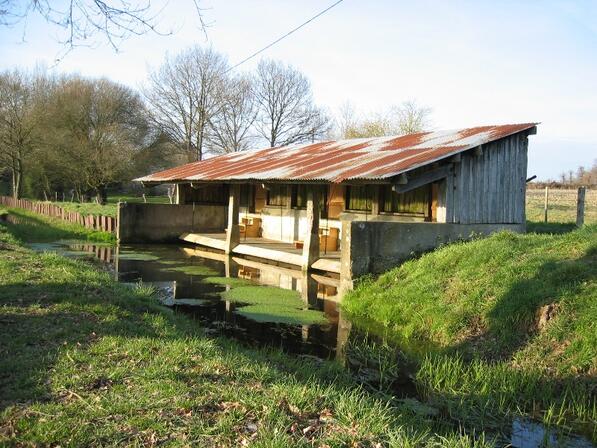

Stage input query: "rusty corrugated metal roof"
[{"left": 136, "top": 123, "right": 537, "bottom": 184}]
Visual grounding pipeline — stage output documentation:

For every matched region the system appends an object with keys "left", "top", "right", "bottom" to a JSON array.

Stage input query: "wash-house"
[{"left": 124, "top": 123, "right": 537, "bottom": 288}]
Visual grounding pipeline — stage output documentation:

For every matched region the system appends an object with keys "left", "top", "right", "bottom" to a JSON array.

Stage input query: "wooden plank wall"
[
  {"left": 449, "top": 133, "right": 528, "bottom": 224},
  {"left": 0, "top": 196, "right": 116, "bottom": 233}
]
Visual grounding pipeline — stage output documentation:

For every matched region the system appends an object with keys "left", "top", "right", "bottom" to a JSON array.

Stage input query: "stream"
[{"left": 27, "top": 239, "right": 595, "bottom": 448}]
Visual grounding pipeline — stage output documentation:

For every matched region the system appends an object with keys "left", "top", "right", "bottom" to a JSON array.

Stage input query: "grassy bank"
[
  {"left": 47, "top": 195, "right": 170, "bottom": 218},
  {"left": 1, "top": 211, "right": 495, "bottom": 446},
  {"left": 343, "top": 226, "right": 597, "bottom": 440},
  {"left": 10, "top": 195, "right": 169, "bottom": 219},
  {"left": 1, "top": 207, "right": 114, "bottom": 243}
]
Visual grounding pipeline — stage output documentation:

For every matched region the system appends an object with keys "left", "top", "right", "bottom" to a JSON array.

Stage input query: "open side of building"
[{"left": 122, "top": 123, "right": 537, "bottom": 289}]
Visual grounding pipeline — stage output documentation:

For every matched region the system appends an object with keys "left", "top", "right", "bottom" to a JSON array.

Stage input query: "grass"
[
  {"left": 343, "top": 226, "right": 597, "bottom": 440},
  {"left": 0, "top": 208, "right": 500, "bottom": 447},
  {"left": 106, "top": 194, "right": 170, "bottom": 205},
  {"left": 21, "top": 195, "right": 169, "bottom": 218},
  {"left": 0, "top": 207, "right": 114, "bottom": 243},
  {"left": 57, "top": 201, "right": 117, "bottom": 217}
]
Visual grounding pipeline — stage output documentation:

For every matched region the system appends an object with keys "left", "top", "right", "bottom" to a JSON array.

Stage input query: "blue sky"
[{"left": 1, "top": 0, "right": 596, "bottom": 180}]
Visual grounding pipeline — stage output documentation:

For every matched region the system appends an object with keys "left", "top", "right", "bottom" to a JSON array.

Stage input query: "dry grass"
[{"left": 526, "top": 188, "right": 596, "bottom": 224}]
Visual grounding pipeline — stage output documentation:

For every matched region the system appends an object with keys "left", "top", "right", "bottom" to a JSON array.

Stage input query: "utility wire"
[{"left": 226, "top": 0, "right": 344, "bottom": 73}]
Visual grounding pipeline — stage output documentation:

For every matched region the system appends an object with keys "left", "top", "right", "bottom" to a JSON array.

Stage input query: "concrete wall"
[
  {"left": 117, "top": 203, "right": 227, "bottom": 243},
  {"left": 340, "top": 220, "right": 525, "bottom": 283}
]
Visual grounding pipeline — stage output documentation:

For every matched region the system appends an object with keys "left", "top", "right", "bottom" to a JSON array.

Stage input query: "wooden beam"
[{"left": 392, "top": 166, "right": 450, "bottom": 194}]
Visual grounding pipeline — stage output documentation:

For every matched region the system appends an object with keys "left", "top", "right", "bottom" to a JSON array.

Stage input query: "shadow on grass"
[
  {"left": 453, "top": 245, "right": 597, "bottom": 362},
  {"left": 526, "top": 221, "right": 577, "bottom": 234}
]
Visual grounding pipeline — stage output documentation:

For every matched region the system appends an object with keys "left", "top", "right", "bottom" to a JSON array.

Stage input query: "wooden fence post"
[
  {"left": 576, "top": 186, "right": 586, "bottom": 227},
  {"left": 543, "top": 186, "right": 549, "bottom": 223}
]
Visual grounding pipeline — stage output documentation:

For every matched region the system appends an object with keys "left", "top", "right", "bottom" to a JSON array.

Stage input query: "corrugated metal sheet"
[{"left": 136, "top": 123, "right": 537, "bottom": 184}]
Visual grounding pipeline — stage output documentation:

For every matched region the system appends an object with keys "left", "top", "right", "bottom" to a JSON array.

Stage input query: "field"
[{"left": 526, "top": 187, "right": 596, "bottom": 224}]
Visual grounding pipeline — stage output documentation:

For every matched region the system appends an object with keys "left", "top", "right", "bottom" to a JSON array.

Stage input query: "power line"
[{"left": 226, "top": 0, "right": 344, "bottom": 73}]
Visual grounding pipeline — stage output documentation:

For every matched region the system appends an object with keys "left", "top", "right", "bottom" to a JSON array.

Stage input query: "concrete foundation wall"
[
  {"left": 341, "top": 221, "right": 525, "bottom": 282},
  {"left": 117, "top": 203, "right": 227, "bottom": 243}
]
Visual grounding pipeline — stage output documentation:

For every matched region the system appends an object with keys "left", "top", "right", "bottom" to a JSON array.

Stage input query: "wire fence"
[{"left": 526, "top": 187, "right": 595, "bottom": 225}]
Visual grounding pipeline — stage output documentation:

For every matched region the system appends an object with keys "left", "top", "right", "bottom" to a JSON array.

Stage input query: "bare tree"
[
  {"left": 207, "top": 75, "right": 258, "bottom": 154},
  {"left": 0, "top": 0, "right": 206, "bottom": 56},
  {"left": 390, "top": 100, "right": 432, "bottom": 135},
  {"left": 336, "top": 100, "right": 432, "bottom": 139},
  {"left": 254, "top": 59, "right": 331, "bottom": 147},
  {"left": 144, "top": 46, "right": 228, "bottom": 161},
  {"left": 0, "top": 70, "right": 35, "bottom": 199},
  {"left": 336, "top": 101, "right": 359, "bottom": 139}
]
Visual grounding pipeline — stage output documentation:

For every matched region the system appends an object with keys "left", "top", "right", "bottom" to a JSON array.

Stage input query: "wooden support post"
[
  {"left": 175, "top": 184, "right": 187, "bottom": 205},
  {"left": 225, "top": 184, "right": 240, "bottom": 254},
  {"left": 543, "top": 186, "right": 549, "bottom": 223},
  {"left": 370, "top": 185, "right": 380, "bottom": 215},
  {"left": 576, "top": 186, "right": 586, "bottom": 227},
  {"left": 302, "top": 186, "right": 320, "bottom": 271}
]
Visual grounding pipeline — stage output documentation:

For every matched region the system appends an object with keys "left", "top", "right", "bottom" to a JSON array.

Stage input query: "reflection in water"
[
  {"left": 38, "top": 240, "right": 347, "bottom": 359},
  {"left": 511, "top": 419, "right": 594, "bottom": 448}
]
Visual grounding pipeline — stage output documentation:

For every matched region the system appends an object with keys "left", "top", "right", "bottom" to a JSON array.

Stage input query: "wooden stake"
[
  {"left": 576, "top": 186, "right": 586, "bottom": 227},
  {"left": 543, "top": 186, "right": 549, "bottom": 223}
]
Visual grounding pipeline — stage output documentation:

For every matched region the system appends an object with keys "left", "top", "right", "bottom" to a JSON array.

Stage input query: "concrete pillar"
[
  {"left": 224, "top": 256, "right": 239, "bottom": 281},
  {"left": 339, "top": 220, "right": 370, "bottom": 293},
  {"left": 116, "top": 201, "right": 128, "bottom": 243},
  {"left": 339, "top": 220, "right": 353, "bottom": 293},
  {"left": 225, "top": 184, "right": 240, "bottom": 254},
  {"left": 335, "top": 310, "right": 352, "bottom": 363},
  {"left": 300, "top": 273, "right": 319, "bottom": 307},
  {"left": 301, "top": 186, "right": 320, "bottom": 271}
]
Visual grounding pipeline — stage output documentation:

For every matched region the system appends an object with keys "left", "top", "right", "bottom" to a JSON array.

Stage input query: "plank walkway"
[{"left": 180, "top": 232, "right": 341, "bottom": 274}]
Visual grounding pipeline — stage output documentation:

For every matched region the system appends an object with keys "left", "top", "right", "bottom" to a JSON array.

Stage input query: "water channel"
[{"left": 26, "top": 238, "right": 595, "bottom": 448}]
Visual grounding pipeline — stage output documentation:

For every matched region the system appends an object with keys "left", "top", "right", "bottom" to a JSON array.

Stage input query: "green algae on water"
[
  {"left": 222, "top": 286, "right": 328, "bottom": 325},
  {"left": 117, "top": 252, "right": 160, "bottom": 261},
  {"left": 203, "top": 276, "right": 253, "bottom": 287},
  {"left": 165, "top": 265, "right": 218, "bottom": 276},
  {"left": 221, "top": 286, "right": 301, "bottom": 305},
  {"left": 235, "top": 304, "right": 328, "bottom": 325}
]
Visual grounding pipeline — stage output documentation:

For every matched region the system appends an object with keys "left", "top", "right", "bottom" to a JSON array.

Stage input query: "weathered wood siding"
[{"left": 447, "top": 133, "right": 528, "bottom": 224}]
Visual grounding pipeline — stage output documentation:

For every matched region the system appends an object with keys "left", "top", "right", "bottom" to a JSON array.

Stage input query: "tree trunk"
[
  {"left": 11, "top": 166, "right": 22, "bottom": 200},
  {"left": 96, "top": 186, "right": 108, "bottom": 205}
]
